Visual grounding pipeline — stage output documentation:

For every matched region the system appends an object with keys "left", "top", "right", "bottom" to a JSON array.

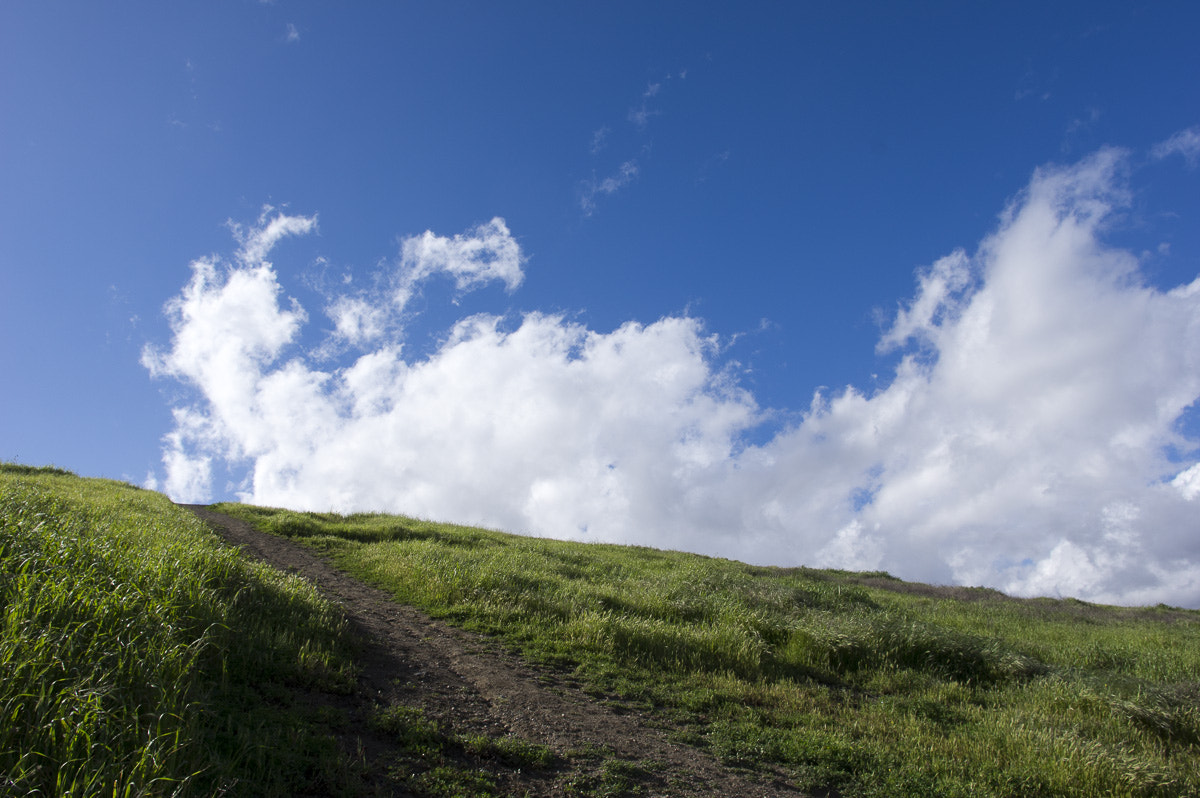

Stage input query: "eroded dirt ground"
[{"left": 183, "top": 505, "right": 809, "bottom": 797}]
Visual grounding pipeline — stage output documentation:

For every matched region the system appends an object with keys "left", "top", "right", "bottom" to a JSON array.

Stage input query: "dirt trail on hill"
[{"left": 182, "top": 505, "right": 808, "bottom": 798}]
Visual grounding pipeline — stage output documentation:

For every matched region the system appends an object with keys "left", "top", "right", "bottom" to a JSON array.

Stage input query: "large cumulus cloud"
[{"left": 145, "top": 147, "right": 1200, "bottom": 607}]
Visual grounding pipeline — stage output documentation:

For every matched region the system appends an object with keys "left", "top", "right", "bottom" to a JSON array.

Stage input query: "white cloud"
[
  {"left": 726, "top": 148, "right": 1200, "bottom": 605},
  {"left": 394, "top": 217, "right": 524, "bottom": 312},
  {"left": 158, "top": 410, "right": 215, "bottom": 503},
  {"left": 327, "top": 295, "right": 388, "bottom": 346},
  {"left": 1152, "top": 126, "right": 1200, "bottom": 168},
  {"left": 285, "top": 23, "right": 300, "bottom": 43},
  {"left": 1173, "top": 463, "right": 1200, "bottom": 500},
  {"left": 229, "top": 206, "right": 318, "bottom": 267},
  {"left": 146, "top": 150, "right": 1200, "bottom": 607},
  {"left": 876, "top": 249, "right": 972, "bottom": 353}
]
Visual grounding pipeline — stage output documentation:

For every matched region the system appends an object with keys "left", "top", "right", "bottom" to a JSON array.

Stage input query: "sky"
[{"left": 3, "top": 2, "right": 1200, "bottom": 607}]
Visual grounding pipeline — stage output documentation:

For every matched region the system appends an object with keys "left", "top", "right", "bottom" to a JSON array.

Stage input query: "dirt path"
[{"left": 183, "top": 505, "right": 807, "bottom": 797}]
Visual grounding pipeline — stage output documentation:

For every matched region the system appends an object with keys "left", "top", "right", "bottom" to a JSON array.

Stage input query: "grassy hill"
[
  {"left": 219, "top": 504, "right": 1200, "bottom": 798},
  {"left": 3, "top": 464, "right": 1198, "bottom": 796}
]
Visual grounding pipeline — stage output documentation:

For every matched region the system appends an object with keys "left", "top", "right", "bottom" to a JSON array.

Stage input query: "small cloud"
[
  {"left": 285, "top": 23, "right": 300, "bottom": 43},
  {"left": 589, "top": 126, "right": 609, "bottom": 155},
  {"left": 599, "top": 160, "right": 639, "bottom": 193},
  {"left": 1061, "top": 107, "right": 1101, "bottom": 153},
  {"left": 695, "top": 150, "right": 730, "bottom": 184},
  {"left": 393, "top": 217, "right": 524, "bottom": 312},
  {"left": 1152, "top": 126, "right": 1200, "bottom": 168},
  {"left": 227, "top": 205, "right": 318, "bottom": 266},
  {"left": 578, "top": 72, "right": 685, "bottom": 211},
  {"left": 1066, "top": 107, "right": 1101, "bottom": 133},
  {"left": 628, "top": 82, "right": 664, "bottom": 130},
  {"left": 1014, "top": 64, "right": 1054, "bottom": 102},
  {"left": 580, "top": 160, "right": 639, "bottom": 216},
  {"left": 628, "top": 105, "right": 658, "bottom": 129},
  {"left": 1014, "top": 87, "right": 1051, "bottom": 102},
  {"left": 326, "top": 296, "right": 388, "bottom": 348}
]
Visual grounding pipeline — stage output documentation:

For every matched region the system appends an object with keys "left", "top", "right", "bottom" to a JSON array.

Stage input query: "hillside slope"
[
  {"left": 3, "top": 464, "right": 1197, "bottom": 797},
  {"left": 217, "top": 502, "right": 1200, "bottom": 798},
  {"left": 189, "top": 504, "right": 804, "bottom": 797}
]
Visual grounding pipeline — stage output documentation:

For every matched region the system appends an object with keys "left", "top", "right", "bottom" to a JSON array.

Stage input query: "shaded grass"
[
  {"left": 220, "top": 503, "right": 1200, "bottom": 798},
  {"left": 369, "top": 704, "right": 556, "bottom": 797},
  {"left": 0, "top": 465, "right": 359, "bottom": 796}
]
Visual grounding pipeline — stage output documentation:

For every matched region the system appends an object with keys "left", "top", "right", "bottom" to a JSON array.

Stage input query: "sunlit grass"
[{"left": 220, "top": 503, "right": 1200, "bottom": 798}]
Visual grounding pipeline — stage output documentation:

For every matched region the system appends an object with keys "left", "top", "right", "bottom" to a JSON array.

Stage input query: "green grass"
[
  {"left": 219, "top": 504, "right": 1200, "bottom": 798},
  {"left": 0, "top": 464, "right": 361, "bottom": 796},
  {"left": 6, "top": 464, "right": 1196, "bottom": 797}
]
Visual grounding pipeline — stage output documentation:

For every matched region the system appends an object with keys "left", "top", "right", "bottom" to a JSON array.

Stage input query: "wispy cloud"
[
  {"left": 695, "top": 150, "right": 730, "bottom": 184},
  {"left": 627, "top": 83, "right": 662, "bottom": 130},
  {"left": 1014, "top": 63, "right": 1055, "bottom": 102},
  {"left": 1061, "top": 107, "right": 1101, "bottom": 153},
  {"left": 285, "top": 23, "right": 300, "bottom": 43},
  {"left": 580, "top": 160, "right": 639, "bottom": 216},
  {"left": 589, "top": 126, "right": 610, "bottom": 155},
  {"left": 146, "top": 148, "right": 1200, "bottom": 606},
  {"left": 228, "top": 205, "right": 318, "bottom": 266},
  {"left": 579, "top": 71, "right": 684, "bottom": 215},
  {"left": 1152, "top": 125, "right": 1200, "bottom": 168}
]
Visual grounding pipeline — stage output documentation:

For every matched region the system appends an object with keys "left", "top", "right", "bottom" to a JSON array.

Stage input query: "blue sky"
[{"left": 3, "top": 2, "right": 1200, "bottom": 606}]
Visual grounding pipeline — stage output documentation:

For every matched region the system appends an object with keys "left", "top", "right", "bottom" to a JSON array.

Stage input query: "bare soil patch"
[{"left": 183, "top": 505, "right": 807, "bottom": 797}]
